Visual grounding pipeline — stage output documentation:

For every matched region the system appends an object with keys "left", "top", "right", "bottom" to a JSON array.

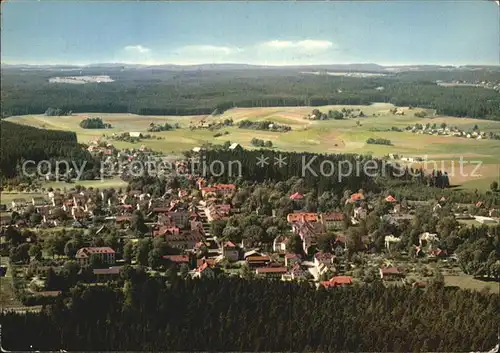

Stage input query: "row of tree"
[
  {"left": 1, "top": 275, "right": 498, "bottom": 351},
  {"left": 0, "top": 120, "right": 95, "bottom": 178}
]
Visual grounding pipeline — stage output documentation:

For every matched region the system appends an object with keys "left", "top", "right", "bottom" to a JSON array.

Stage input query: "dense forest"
[
  {"left": 1, "top": 276, "right": 498, "bottom": 351},
  {"left": 0, "top": 120, "right": 95, "bottom": 178},
  {"left": 2, "top": 67, "right": 500, "bottom": 120},
  {"left": 200, "top": 150, "right": 450, "bottom": 193}
]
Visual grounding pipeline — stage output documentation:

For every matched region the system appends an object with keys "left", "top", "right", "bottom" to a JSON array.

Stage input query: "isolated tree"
[
  {"left": 131, "top": 210, "right": 148, "bottom": 234},
  {"left": 28, "top": 244, "right": 42, "bottom": 261},
  {"left": 179, "top": 263, "right": 190, "bottom": 278},
  {"left": 490, "top": 181, "right": 498, "bottom": 192},
  {"left": 288, "top": 235, "right": 303, "bottom": 255},
  {"left": 123, "top": 241, "right": 135, "bottom": 263},
  {"left": 210, "top": 220, "right": 227, "bottom": 237},
  {"left": 135, "top": 239, "right": 152, "bottom": 266}
]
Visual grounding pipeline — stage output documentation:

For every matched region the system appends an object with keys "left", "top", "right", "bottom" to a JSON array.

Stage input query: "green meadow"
[{"left": 7, "top": 103, "right": 500, "bottom": 190}]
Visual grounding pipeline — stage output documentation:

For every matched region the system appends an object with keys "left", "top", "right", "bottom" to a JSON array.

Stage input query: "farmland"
[{"left": 7, "top": 103, "right": 500, "bottom": 190}]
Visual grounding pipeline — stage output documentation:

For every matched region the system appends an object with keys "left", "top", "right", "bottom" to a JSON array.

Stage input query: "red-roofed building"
[
  {"left": 273, "top": 235, "right": 289, "bottom": 253},
  {"left": 282, "top": 263, "right": 308, "bottom": 281},
  {"left": 255, "top": 266, "right": 288, "bottom": 277},
  {"left": 314, "top": 252, "right": 335, "bottom": 268},
  {"left": 385, "top": 195, "right": 397, "bottom": 203},
  {"left": 201, "top": 184, "right": 236, "bottom": 198},
  {"left": 320, "top": 276, "right": 353, "bottom": 288},
  {"left": 320, "top": 212, "right": 345, "bottom": 230},
  {"left": 379, "top": 267, "right": 404, "bottom": 280},
  {"left": 349, "top": 193, "right": 365, "bottom": 202},
  {"left": 214, "top": 184, "right": 236, "bottom": 195},
  {"left": 76, "top": 247, "right": 115, "bottom": 268},
  {"left": 246, "top": 255, "right": 271, "bottom": 268},
  {"left": 163, "top": 255, "right": 190, "bottom": 265},
  {"left": 222, "top": 241, "right": 239, "bottom": 261},
  {"left": 194, "top": 262, "right": 215, "bottom": 279},
  {"left": 287, "top": 212, "right": 319, "bottom": 224},
  {"left": 289, "top": 192, "right": 304, "bottom": 200}
]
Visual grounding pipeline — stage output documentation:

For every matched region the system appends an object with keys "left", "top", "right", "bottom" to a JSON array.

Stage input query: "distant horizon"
[
  {"left": 2, "top": 1, "right": 499, "bottom": 66},
  {"left": 2, "top": 61, "right": 499, "bottom": 68}
]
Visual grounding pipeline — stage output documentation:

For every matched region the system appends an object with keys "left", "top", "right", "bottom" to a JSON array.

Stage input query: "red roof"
[
  {"left": 256, "top": 267, "right": 287, "bottom": 274},
  {"left": 380, "top": 267, "right": 402, "bottom": 275},
  {"left": 322, "top": 212, "right": 344, "bottom": 221},
  {"left": 290, "top": 192, "right": 304, "bottom": 200},
  {"left": 287, "top": 213, "right": 318, "bottom": 223},
  {"left": 197, "top": 258, "right": 216, "bottom": 267},
  {"left": 385, "top": 195, "right": 397, "bottom": 203},
  {"left": 162, "top": 255, "right": 189, "bottom": 263},
  {"left": 320, "top": 276, "right": 353, "bottom": 288},
  {"left": 350, "top": 193, "right": 365, "bottom": 201},
  {"left": 76, "top": 247, "right": 115, "bottom": 258},
  {"left": 224, "top": 241, "right": 236, "bottom": 248},
  {"left": 215, "top": 184, "right": 236, "bottom": 190},
  {"left": 335, "top": 235, "right": 346, "bottom": 244},
  {"left": 246, "top": 256, "right": 270, "bottom": 262},
  {"left": 197, "top": 262, "right": 209, "bottom": 272}
]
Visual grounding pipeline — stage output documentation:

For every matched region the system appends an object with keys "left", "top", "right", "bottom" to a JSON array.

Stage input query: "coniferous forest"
[
  {"left": 1, "top": 276, "right": 498, "bottom": 352},
  {"left": 2, "top": 67, "right": 500, "bottom": 120},
  {"left": 0, "top": 120, "right": 95, "bottom": 178}
]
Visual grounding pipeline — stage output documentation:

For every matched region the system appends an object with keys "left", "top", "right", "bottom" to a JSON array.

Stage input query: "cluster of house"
[
  {"left": 436, "top": 80, "right": 500, "bottom": 91},
  {"left": 86, "top": 138, "right": 116, "bottom": 156},
  {"left": 405, "top": 125, "right": 489, "bottom": 140},
  {"left": 2, "top": 168, "right": 499, "bottom": 290}
]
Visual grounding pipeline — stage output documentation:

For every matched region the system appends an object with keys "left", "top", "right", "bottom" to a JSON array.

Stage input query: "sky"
[{"left": 1, "top": 0, "right": 499, "bottom": 66}]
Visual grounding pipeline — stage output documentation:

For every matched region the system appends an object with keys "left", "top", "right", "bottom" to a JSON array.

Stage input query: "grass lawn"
[
  {"left": 43, "top": 177, "right": 128, "bottom": 190},
  {"left": 0, "top": 257, "right": 23, "bottom": 308},
  {"left": 0, "top": 192, "right": 45, "bottom": 204},
  {"left": 7, "top": 104, "right": 500, "bottom": 190},
  {"left": 444, "top": 275, "right": 499, "bottom": 294}
]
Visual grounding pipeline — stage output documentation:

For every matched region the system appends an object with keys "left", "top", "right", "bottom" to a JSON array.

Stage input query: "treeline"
[
  {"left": 79, "top": 117, "right": 112, "bottom": 129},
  {"left": 307, "top": 108, "right": 344, "bottom": 120},
  {"left": 147, "top": 122, "right": 177, "bottom": 132},
  {"left": 2, "top": 69, "right": 499, "bottom": 120},
  {"left": 0, "top": 120, "right": 95, "bottom": 178},
  {"left": 367, "top": 137, "right": 392, "bottom": 145},
  {"left": 382, "top": 182, "right": 499, "bottom": 207},
  {"left": 250, "top": 138, "right": 273, "bottom": 147},
  {"left": 237, "top": 119, "right": 291, "bottom": 132},
  {"left": 200, "top": 150, "right": 451, "bottom": 194},
  {"left": 1, "top": 277, "right": 498, "bottom": 351},
  {"left": 44, "top": 107, "right": 72, "bottom": 116}
]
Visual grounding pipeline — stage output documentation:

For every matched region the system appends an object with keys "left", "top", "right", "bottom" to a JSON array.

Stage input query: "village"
[{"left": 1, "top": 140, "right": 499, "bottom": 307}]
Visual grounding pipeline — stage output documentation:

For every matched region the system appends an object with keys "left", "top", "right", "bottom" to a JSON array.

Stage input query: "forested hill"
[
  {"left": 1, "top": 67, "right": 500, "bottom": 120},
  {"left": 1, "top": 277, "right": 498, "bottom": 351},
  {"left": 0, "top": 120, "right": 93, "bottom": 178}
]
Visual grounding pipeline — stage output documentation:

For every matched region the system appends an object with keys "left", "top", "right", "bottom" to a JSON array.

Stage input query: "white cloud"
[
  {"left": 260, "top": 40, "right": 335, "bottom": 50},
  {"left": 175, "top": 45, "right": 242, "bottom": 55},
  {"left": 124, "top": 45, "right": 151, "bottom": 54}
]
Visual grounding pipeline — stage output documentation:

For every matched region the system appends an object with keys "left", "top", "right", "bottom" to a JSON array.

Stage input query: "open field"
[
  {"left": 7, "top": 104, "right": 500, "bottom": 190},
  {"left": 444, "top": 275, "right": 499, "bottom": 294},
  {"left": 0, "top": 178, "right": 127, "bottom": 205},
  {"left": 43, "top": 177, "right": 128, "bottom": 191},
  {"left": 0, "top": 192, "right": 45, "bottom": 204}
]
